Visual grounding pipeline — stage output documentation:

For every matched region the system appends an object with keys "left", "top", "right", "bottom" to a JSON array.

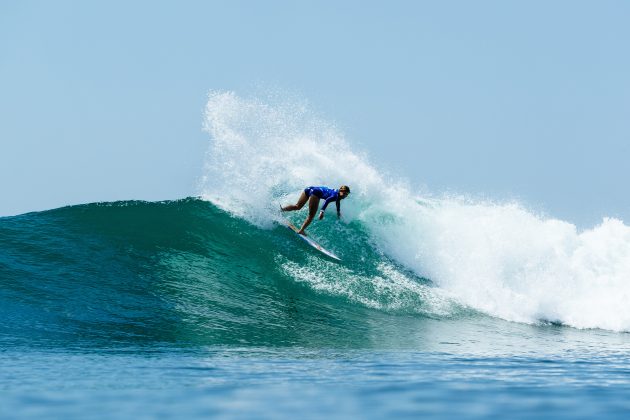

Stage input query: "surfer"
[{"left": 281, "top": 185, "right": 351, "bottom": 235}]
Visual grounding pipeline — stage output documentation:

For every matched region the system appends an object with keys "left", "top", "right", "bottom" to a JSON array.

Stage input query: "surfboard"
[{"left": 283, "top": 219, "right": 341, "bottom": 261}]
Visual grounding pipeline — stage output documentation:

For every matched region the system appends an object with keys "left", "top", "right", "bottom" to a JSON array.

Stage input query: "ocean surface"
[
  {"left": 2, "top": 92, "right": 630, "bottom": 418},
  {"left": 2, "top": 198, "right": 630, "bottom": 419}
]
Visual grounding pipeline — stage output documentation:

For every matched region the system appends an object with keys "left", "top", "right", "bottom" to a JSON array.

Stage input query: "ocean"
[{"left": 2, "top": 92, "right": 630, "bottom": 418}]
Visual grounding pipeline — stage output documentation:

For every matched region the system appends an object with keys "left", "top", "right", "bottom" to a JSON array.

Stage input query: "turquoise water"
[{"left": 2, "top": 199, "right": 630, "bottom": 418}]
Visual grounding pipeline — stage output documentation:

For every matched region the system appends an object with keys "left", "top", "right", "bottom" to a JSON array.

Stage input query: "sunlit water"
[{"left": 3, "top": 316, "right": 630, "bottom": 418}]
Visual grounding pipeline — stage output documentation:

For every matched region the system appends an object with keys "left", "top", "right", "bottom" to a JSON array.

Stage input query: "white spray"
[{"left": 200, "top": 91, "right": 630, "bottom": 332}]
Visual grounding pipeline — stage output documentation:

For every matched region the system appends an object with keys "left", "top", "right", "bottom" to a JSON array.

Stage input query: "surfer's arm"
[
  {"left": 319, "top": 197, "right": 332, "bottom": 220},
  {"left": 336, "top": 200, "right": 341, "bottom": 218},
  {"left": 320, "top": 196, "right": 336, "bottom": 212}
]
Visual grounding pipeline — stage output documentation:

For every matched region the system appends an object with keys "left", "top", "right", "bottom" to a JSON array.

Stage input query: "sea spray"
[
  {"left": 200, "top": 91, "right": 385, "bottom": 227},
  {"left": 200, "top": 91, "right": 630, "bottom": 332}
]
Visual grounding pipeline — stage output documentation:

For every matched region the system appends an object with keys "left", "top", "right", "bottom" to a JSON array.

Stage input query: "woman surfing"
[{"left": 281, "top": 185, "right": 351, "bottom": 235}]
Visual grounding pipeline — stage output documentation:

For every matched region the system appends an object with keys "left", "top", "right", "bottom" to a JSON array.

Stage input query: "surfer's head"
[{"left": 339, "top": 185, "right": 350, "bottom": 199}]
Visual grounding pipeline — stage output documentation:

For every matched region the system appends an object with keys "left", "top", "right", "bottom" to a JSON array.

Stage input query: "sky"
[{"left": 1, "top": 0, "right": 629, "bottom": 227}]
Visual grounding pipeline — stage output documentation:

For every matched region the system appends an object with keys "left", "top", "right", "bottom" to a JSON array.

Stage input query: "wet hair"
[{"left": 339, "top": 185, "right": 350, "bottom": 193}]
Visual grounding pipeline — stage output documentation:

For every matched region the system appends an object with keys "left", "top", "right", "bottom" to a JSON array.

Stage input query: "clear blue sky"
[{"left": 1, "top": 1, "right": 629, "bottom": 226}]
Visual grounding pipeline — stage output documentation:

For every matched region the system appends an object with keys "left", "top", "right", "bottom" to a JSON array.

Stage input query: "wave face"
[
  {"left": 200, "top": 91, "right": 630, "bottom": 333},
  {"left": 0, "top": 199, "right": 453, "bottom": 348}
]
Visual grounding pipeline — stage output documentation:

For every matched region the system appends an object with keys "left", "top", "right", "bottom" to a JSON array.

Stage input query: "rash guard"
[{"left": 304, "top": 186, "right": 341, "bottom": 215}]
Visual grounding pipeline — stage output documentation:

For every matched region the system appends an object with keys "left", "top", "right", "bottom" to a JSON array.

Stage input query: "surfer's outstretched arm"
[{"left": 319, "top": 196, "right": 343, "bottom": 220}]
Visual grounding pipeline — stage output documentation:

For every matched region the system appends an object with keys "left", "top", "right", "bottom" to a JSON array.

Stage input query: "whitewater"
[{"left": 200, "top": 91, "right": 630, "bottom": 333}]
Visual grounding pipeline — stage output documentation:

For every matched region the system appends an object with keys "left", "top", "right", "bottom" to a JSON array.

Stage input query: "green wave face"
[{"left": 0, "top": 199, "right": 460, "bottom": 349}]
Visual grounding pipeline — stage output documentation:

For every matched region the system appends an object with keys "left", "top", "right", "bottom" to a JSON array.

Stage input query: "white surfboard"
[{"left": 283, "top": 219, "right": 341, "bottom": 261}]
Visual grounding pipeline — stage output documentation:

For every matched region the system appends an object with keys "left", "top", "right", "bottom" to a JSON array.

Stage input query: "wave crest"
[{"left": 200, "top": 91, "right": 630, "bottom": 332}]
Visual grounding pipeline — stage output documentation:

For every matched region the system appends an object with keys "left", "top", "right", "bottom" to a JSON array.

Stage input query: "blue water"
[
  {"left": 4, "top": 92, "right": 630, "bottom": 418},
  {"left": 2, "top": 198, "right": 630, "bottom": 418},
  {"left": 3, "top": 316, "right": 630, "bottom": 418}
]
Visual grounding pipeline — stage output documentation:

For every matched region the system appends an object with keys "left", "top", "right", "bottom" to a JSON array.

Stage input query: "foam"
[
  {"left": 201, "top": 91, "right": 630, "bottom": 332},
  {"left": 370, "top": 197, "right": 630, "bottom": 331}
]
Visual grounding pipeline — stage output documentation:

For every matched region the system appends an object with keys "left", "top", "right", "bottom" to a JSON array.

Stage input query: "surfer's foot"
[{"left": 297, "top": 229, "right": 307, "bottom": 236}]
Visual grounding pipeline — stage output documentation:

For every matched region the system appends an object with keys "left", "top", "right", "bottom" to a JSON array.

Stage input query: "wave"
[
  {"left": 0, "top": 199, "right": 454, "bottom": 347},
  {"left": 199, "top": 91, "right": 630, "bottom": 333},
  {"left": 2, "top": 91, "right": 628, "bottom": 349}
]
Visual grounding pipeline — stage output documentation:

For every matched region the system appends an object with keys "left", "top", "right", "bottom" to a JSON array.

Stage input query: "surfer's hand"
[{"left": 319, "top": 211, "right": 324, "bottom": 220}]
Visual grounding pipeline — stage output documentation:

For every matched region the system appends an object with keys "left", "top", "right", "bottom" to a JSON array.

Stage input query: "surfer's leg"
[
  {"left": 308, "top": 195, "right": 320, "bottom": 217},
  {"left": 297, "top": 196, "right": 320, "bottom": 235},
  {"left": 282, "top": 191, "right": 308, "bottom": 212}
]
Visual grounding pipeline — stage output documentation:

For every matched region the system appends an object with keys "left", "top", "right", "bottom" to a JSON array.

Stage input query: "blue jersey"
[{"left": 304, "top": 186, "right": 341, "bottom": 214}]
